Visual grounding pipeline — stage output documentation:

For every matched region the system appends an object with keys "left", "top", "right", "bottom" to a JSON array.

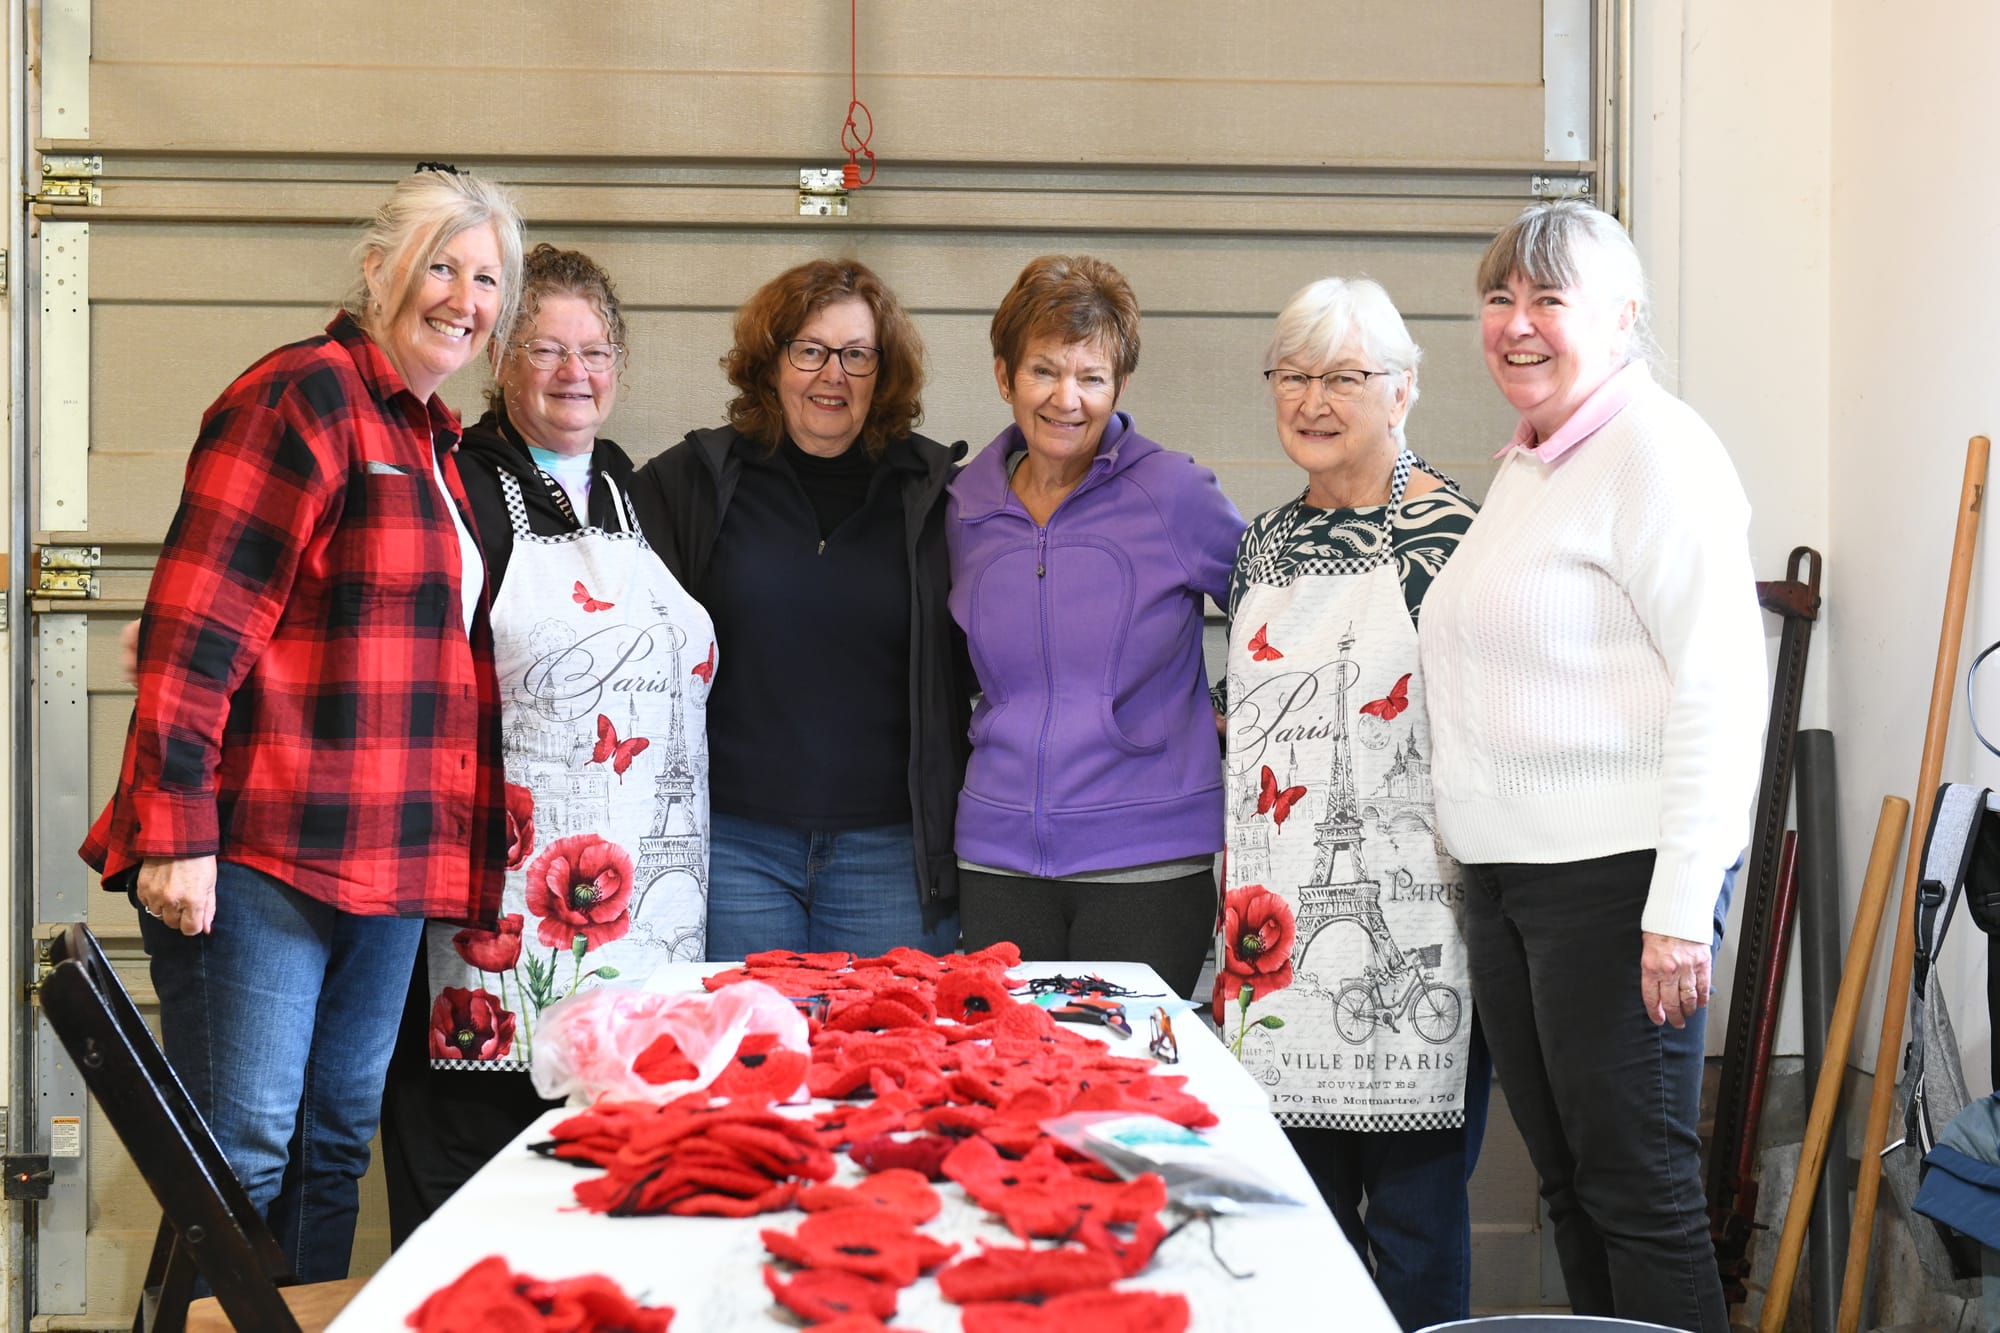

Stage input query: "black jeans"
[
  {"left": 1463, "top": 850, "right": 1727, "bottom": 1333},
  {"left": 957, "top": 866, "right": 1217, "bottom": 999}
]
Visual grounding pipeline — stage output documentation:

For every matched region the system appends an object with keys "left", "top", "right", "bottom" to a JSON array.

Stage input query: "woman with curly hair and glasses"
[{"left": 630, "top": 258, "right": 967, "bottom": 959}]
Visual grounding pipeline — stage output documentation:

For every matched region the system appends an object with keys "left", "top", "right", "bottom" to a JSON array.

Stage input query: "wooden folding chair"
[{"left": 38, "top": 923, "right": 360, "bottom": 1332}]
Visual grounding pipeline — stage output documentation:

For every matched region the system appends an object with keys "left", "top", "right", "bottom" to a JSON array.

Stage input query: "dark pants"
[
  {"left": 1285, "top": 1021, "right": 1493, "bottom": 1331},
  {"left": 1463, "top": 850, "right": 1727, "bottom": 1333},
  {"left": 379, "top": 946, "right": 561, "bottom": 1248},
  {"left": 957, "top": 865, "right": 1217, "bottom": 999}
]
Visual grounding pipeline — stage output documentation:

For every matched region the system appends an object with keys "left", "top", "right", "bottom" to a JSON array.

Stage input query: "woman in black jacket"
[
  {"left": 629, "top": 258, "right": 967, "bottom": 961},
  {"left": 383, "top": 244, "right": 715, "bottom": 1241}
]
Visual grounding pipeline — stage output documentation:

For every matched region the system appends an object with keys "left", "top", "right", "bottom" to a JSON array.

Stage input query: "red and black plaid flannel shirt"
[{"left": 81, "top": 313, "right": 506, "bottom": 923}]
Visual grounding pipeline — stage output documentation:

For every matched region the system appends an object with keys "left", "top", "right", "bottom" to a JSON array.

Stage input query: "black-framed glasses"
[
  {"left": 784, "top": 339, "right": 881, "bottom": 376},
  {"left": 1264, "top": 367, "right": 1393, "bottom": 401},
  {"left": 517, "top": 340, "right": 625, "bottom": 373}
]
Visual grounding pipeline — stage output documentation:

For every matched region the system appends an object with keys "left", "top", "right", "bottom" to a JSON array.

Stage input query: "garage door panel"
[{"left": 98, "top": 1, "right": 1540, "bottom": 85}]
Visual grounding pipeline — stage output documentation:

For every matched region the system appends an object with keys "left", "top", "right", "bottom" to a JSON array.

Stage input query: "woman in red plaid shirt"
[{"left": 81, "top": 167, "right": 524, "bottom": 1283}]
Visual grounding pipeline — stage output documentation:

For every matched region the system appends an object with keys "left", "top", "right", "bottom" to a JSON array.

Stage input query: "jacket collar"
[
  {"left": 326, "top": 311, "right": 462, "bottom": 444},
  {"left": 950, "top": 411, "right": 1154, "bottom": 517}
]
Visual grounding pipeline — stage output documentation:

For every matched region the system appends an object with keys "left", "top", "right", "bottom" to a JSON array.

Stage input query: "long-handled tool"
[
  {"left": 1759, "top": 795, "right": 1909, "bottom": 1333},
  {"left": 1711, "top": 548, "right": 1823, "bottom": 1298},
  {"left": 1836, "top": 435, "right": 1989, "bottom": 1333}
]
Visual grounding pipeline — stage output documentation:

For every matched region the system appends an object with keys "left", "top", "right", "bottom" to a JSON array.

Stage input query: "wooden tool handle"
[
  {"left": 1837, "top": 435, "right": 1989, "bottom": 1333},
  {"left": 1758, "top": 795, "right": 1908, "bottom": 1333}
]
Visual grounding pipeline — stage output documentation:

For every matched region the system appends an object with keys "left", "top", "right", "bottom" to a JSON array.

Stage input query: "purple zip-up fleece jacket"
[{"left": 946, "top": 412, "right": 1245, "bottom": 877}]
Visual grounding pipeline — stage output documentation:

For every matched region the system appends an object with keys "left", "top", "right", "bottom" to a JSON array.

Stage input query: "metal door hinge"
[
  {"left": 35, "top": 545, "right": 100, "bottom": 598},
  {"left": 0, "top": 248, "right": 10, "bottom": 294},
  {"left": 1530, "top": 174, "right": 1592, "bottom": 202},
  {"left": 799, "top": 167, "right": 849, "bottom": 217},
  {"left": 3, "top": 1155, "right": 53, "bottom": 1200},
  {"left": 33, "top": 154, "right": 100, "bottom": 207}
]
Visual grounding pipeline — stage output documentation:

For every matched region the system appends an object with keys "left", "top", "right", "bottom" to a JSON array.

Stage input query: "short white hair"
[{"left": 1264, "top": 276, "right": 1421, "bottom": 438}]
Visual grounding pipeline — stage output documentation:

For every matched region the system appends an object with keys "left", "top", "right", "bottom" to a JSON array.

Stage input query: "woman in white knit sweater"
[{"left": 1418, "top": 201, "right": 1764, "bottom": 1332}]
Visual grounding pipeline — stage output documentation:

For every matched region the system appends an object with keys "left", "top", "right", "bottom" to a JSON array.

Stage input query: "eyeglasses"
[
  {"left": 784, "top": 340, "right": 881, "bottom": 376},
  {"left": 1264, "top": 367, "right": 1393, "bottom": 401},
  {"left": 516, "top": 340, "right": 625, "bottom": 373}
]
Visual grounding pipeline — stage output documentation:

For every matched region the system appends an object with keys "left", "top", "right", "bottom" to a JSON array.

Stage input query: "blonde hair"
[{"left": 345, "top": 169, "right": 525, "bottom": 358}]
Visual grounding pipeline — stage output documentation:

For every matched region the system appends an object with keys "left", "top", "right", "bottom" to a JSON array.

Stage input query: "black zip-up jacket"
[
  {"left": 627, "top": 424, "right": 970, "bottom": 905},
  {"left": 455, "top": 411, "right": 657, "bottom": 594}
]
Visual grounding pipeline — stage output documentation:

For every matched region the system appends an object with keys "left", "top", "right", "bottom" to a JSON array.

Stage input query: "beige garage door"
[{"left": 23, "top": 1, "right": 1602, "bottom": 1323}]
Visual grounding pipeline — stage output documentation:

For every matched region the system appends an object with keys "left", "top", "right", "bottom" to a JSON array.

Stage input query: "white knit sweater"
[{"left": 1417, "top": 375, "right": 1767, "bottom": 942}]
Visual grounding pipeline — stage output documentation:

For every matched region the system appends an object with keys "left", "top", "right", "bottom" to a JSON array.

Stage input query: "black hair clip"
[{"left": 414, "top": 160, "right": 462, "bottom": 176}]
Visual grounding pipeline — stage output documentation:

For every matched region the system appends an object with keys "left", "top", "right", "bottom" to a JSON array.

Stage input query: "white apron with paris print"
[
  {"left": 1221, "top": 455, "right": 1472, "bottom": 1132},
  {"left": 426, "top": 469, "right": 715, "bottom": 1073}
]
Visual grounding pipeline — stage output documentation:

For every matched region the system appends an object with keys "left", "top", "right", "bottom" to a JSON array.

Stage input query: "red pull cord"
[{"left": 842, "top": 0, "right": 876, "bottom": 188}]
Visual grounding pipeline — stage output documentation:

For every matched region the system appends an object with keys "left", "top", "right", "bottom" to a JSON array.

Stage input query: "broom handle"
[
  {"left": 1759, "top": 795, "right": 1908, "bottom": 1332},
  {"left": 1836, "top": 435, "right": 1989, "bottom": 1332}
]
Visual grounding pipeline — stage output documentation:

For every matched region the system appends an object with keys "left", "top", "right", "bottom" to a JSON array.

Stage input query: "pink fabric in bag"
[{"left": 529, "top": 979, "right": 809, "bottom": 1105}]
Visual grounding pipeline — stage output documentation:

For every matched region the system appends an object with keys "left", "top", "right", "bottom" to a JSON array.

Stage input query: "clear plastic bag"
[
  {"left": 529, "top": 978, "right": 808, "bottom": 1105},
  {"left": 1041, "top": 1110, "right": 1309, "bottom": 1215}
]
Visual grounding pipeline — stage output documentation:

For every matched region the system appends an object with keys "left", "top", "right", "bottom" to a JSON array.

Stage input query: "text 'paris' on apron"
[
  {"left": 426, "top": 468, "right": 716, "bottom": 1072},
  {"left": 1222, "top": 456, "right": 1471, "bottom": 1132}
]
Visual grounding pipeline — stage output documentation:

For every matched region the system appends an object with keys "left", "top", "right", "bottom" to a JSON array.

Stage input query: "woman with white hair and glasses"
[
  {"left": 1219, "top": 276, "right": 1486, "bottom": 1329},
  {"left": 81, "top": 166, "right": 524, "bottom": 1282},
  {"left": 1419, "top": 201, "right": 1764, "bottom": 1331}
]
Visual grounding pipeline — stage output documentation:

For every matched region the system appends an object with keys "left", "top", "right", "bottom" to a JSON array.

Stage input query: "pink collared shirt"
[{"left": 1492, "top": 360, "right": 1651, "bottom": 463}]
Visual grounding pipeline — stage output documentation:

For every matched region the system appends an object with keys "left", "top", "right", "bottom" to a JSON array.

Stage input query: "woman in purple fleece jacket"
[{"left": 946, "top": 255, "right": 1245, "bottom": 996}]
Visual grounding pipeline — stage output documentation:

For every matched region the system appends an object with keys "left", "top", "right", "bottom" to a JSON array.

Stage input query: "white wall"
[
  {"left": 1632, "top": 0, "right": 1832, "bottom": 1059},
  {"left": 1826, "top": 0, "right": 2000, "bottom": 1086},
  {"left": 1638, "top": 0, "right": 1999, "bottom": 1083}
]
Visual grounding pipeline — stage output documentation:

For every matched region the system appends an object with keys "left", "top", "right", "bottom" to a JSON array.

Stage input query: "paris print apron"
[
  {"left": 1222, "top": 457, "right": 1471, "bottom": 1131},
  {"left": 426, "top": 468, "right": 715, "bottom": 1072}
]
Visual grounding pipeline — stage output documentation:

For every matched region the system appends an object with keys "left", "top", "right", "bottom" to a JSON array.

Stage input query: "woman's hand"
[
  {"left": 137, "top": 855, "right": 217, "bottom": 937},
  {"left": 120, "top": 619, "right": 140, "bottom": 687},
  {"left": 1641, "top": 930, "right": 1711, "bottom": 1028}
]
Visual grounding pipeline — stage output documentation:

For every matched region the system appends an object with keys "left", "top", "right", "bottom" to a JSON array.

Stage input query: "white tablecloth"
[{"left": 331, "top": 961, "right": 1395, "bottom": 1332}]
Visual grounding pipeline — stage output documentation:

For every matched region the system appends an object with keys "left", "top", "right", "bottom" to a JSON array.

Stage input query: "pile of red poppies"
[
  {"left": 535, "top": 1094, "right": 836, "bottom": 1217},
  {"left": 405, "top": 1254, "right": 673, "bottom": 1332},
  {"left": 503, "top": 945, "right": 1210, "bottom": 1331}
]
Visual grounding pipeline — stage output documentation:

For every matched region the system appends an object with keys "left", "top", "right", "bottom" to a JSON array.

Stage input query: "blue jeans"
[
  {"left": 1285, "top": 1022, "right": 1493, "bottom": 1331},
  {"left": 705, "top": 813, "right": 958, "bottom": 959},
  {"left": 138, "top": 861, "right": 422, "bottom": 1283},
  {"left": 1464, "top": 850, "right": 1728, "bottom": 1333}
]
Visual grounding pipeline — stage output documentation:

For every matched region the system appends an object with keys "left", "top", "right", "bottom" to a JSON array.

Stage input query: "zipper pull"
[{"left": 817, "top": 539, "right": 826, "bottom": 556}]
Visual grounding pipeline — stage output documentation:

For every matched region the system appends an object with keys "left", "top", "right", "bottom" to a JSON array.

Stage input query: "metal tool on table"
[{"left": 1709, "top": 544, "right": 1822, "bottom": 1303}]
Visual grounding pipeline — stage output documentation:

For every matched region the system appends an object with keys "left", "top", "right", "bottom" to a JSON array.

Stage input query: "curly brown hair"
[
  {"left": 723, "top": 258, "right": 925, "bottom": 458},
  {"left": 989, "top": 255, "right": 1140, "bottom": 383},
  {"left": 485, "top": 243, "right": 628, "bottom": 414}
]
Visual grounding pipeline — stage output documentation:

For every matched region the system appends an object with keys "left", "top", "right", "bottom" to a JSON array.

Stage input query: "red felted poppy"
[
  {"left": 848, "top": 1132, "right": 957, "bottom": 1180},
  {"left": 800, "top": 1318, "right": 895, "bottom": 1333},
  {"left": 428, "top": 987, "right": 517, "bottom": 1063},
  {"left": 936, "top": 967, "right": 1018, "bottom": 1024},
  {"left": 825, "top": 988, "right": 936, "bottom": 1033},
  {"left": 632, "top": 1032, "right": 700, "bottom": 1085},
  {"left": 798, "top": 1168, "right": 941, "bottom": 1224},
  {"left": 404, "top": 1255, "right": 546, "bottom": 1333},
  {"left": 761, "top": 1264, "right": 898, "bottom": 1321},
  {"left": 760, "top": 1207, "right": 959, "bottom": 1287},
  {"left": 523, "top": 833, "right": 635, "bottom": 952},
  {"left": 452, "top": 913, "right": 524, "bottom": 972},
  {"left": 521, "top": 1271, "right": 677, "bottom": 1333},
  {"left": 503, "top": 782, "right": 536, "bottom": 870},
  {"left": 959, "top": 941, "right": 1023, "bottom": 969},
  {"left": 960, "top": 1287, "right": 1189, "bottom": 1333},
  {"left": 711, "top": 1032, "right": 809, "bottom": 1105},
  {"left": 405, "top": 1255, "right": 677, "bottom": 1333},
  {"left": 937, "top": 1242, "right": 1124, "bottom": 1304}
]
